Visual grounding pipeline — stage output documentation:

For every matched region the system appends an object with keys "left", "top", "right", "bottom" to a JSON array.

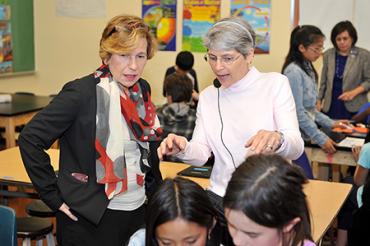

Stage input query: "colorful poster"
[
  {"left": 182, "top": 0, "right": 221, "bottom": 52},
  {"left": 0, "top": 4, "right": 12, "bottom": 73},
  {"left": 142, "top": 0, "right": 176, "bottom": 51},
  {"left": 231, "top": 0, "right": 271, "bottom": 54}
]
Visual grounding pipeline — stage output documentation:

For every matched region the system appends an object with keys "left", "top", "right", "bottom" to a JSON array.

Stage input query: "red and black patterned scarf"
[{"left": 94, "top": 64, "right": 162, "bottom": 199}]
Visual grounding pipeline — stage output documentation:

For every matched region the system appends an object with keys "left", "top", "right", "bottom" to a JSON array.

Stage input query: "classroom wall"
[{"left": 0, "top": 0, "right": 293, "bottom": 105}]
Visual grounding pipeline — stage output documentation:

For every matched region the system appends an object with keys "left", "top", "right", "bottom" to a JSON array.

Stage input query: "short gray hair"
[{"left": 203, "top": 16, "right": 256, "bottom": 56}]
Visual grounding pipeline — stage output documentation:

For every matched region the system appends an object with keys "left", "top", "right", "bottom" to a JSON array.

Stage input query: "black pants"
[
  {"left": 337, "top": 176, "right": 358, "bottom": 230},
  {"left": 207, "top": 190, "right": 234, "bottom": 246},
  {"left": 56, "top": 206, "right": 145, "bottom": 246}
]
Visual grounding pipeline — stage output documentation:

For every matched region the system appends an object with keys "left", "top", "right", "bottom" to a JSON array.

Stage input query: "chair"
[
  {"left": 24, "top": 200, "right": 56, "bottom": 246},
  {"left": 26, "top": 199, "right": 55, "bottom": 218},
  {"left": 0, "top": 205, "right": 17, "bottom": 246},
  {"left": 17, "top": 216, "right": 55, "bottom": 246}
]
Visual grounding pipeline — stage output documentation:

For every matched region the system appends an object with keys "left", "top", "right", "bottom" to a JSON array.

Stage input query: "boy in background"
[
  {"left": 163, "top": 51, "right": 199, "bottom": 103},
  {"left": 157, "top": 73, "right": 196, "bottom": 142}
]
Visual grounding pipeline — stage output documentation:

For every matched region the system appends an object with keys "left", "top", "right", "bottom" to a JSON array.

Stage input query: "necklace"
[{"left": 335, "top": 53, "right": 347, "bottom": 79}]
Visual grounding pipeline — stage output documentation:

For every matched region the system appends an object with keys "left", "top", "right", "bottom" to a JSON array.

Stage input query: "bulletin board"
[{"left": 0, "top": 0, "right": 34, "bottom": 75}]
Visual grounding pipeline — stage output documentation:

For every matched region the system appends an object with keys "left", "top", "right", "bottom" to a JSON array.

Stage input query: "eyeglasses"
[
  {"left": 204, "top": 54, "right": 242, "bottom": 65},
  {"left": 308, "top": 46, "right": 324, "bottom": 54}
]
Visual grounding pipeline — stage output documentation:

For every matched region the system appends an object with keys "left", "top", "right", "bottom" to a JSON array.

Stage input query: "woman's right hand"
[
  {"left": 321, "top": 138, "right": 337, "bottom": 154},
  {"left": 59, "top": 202, "right": 78, "bottom": 221},
  {"left": 157, "top": 133, "right": 188, "bottom": 160}
]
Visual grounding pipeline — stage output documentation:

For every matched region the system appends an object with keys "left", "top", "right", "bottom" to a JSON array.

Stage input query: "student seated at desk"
[
  {"left": 336, "top": 136, "right": 370, "bottom": 246},
  {"left": 157, "top": 73, "right": 197, "bottom": 163},
  {"left": 145, "top": 177, "right": 217, "bottom": 246},
  {"left": 163, "top": 51, "right": 199, "bottom": 104},
  {"left": 223, "top": 154, "right": 315, "bottom": 246},
  {"left": 157, "top": 73, "right": 196, "bottom": 141},
  {"left": 349, "top": 180, "right": 370, "bottom": 245}
]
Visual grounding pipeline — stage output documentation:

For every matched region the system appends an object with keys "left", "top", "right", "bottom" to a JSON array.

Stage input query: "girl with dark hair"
[
  {"left": 318, "top": 21, "right": 370, "bottom": 119},
  {"left": 223, "top": 154, "right": 314, "bottom": 246},
  {"left": 146, "top": 177, "right": 217, "bottom": 246},
  {"left": 282, "top": 25, "right": 348, "bottom": 177}
]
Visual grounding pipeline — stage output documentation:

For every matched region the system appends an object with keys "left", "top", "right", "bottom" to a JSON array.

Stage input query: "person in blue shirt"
[
  {"left": 282, "top": 25, "right": 347, "bottom": 154},
  {"left": 282, "top": 25, "right": 349, "bottom": 179}
]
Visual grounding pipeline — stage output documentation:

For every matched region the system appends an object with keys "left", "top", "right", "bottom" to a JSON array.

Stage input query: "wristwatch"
[{"left": 275, "top": 131, "right": 285, "bottom": 150}]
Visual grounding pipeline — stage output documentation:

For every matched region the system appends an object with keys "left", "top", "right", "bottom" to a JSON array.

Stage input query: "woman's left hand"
[
  {"left": 245, "top": 130, "right": 282, "bottom": 154},
  {"left": 338, "top": 86, "right": 365, "bottom": 101},
  {"left": 338, "top": 91, "right": 356, "bottom": 101}
]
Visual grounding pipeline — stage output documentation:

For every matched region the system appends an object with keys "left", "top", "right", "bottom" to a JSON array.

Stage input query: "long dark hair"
[
  {"left": 224, "top": 154, "right": 312, "bottom": 246},
  {"left": 146, "top": 177, "right": 217, "bottom": 246},
  {"left": 282, "top": 25, "right": 325, "bottom": 81}
]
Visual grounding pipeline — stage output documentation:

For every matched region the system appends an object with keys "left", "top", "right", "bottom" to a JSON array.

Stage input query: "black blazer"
[{"left": 19, "top": 74, "right": 162, "bottom": 225}]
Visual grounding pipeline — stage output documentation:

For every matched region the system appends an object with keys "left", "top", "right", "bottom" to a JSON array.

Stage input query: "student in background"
[
  {"left": 333, "top": 139, "right": 370, "bottom": 246},
  {"left": 348, "top": 181, "right": 370, "bottom": 245},
  {"left": 342, "top": 143, "right": 370, "bottom": 246},
  {"left": 146, "top": 177, "right": 217, "bottom": 246},
  {"left": 163, "top": 51, "right": 199, "bottom": 103},
  {"left": 224, "top": 154, "right": 315, "bottom": 246},
  {"left": 158, "top": 16, "right": 303, "bottom": 245},
  {"left": 353, "top": 143, "right": 370, "bottom": 188},
  {"left": 157, "top": 73, "right": 196, "bottom": 141},
  {"left": 282, "top": 25, "right": 349, "bottom": 179},
  {"left": 18, "top": 15, "right": 162, "bottom": 246},
  {"left": 318, "top": 21, "right": 370, "bottom": 119}
]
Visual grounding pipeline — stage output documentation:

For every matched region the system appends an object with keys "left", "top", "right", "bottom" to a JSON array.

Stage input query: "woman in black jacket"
[{"left": 19, "top": 14, "right": 162, "bottom": 246}]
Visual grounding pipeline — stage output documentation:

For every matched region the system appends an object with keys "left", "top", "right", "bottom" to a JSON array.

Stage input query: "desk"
[
  {"left": 0, "top": 149, "right": 351, "bottom": 243},
  {"left": 0, "top": 147, "right": 58, "bottom": 198},
  {"left": 160, "top": 161, "right": 352, "bottom": 243},
  {"left": 305, "top": 147, "right": 356, "bottom": 167},
  {"left": 305, "top": 146, "right": 357, "bottom": 181},
  {"left": 0, "top": 94, "right": 51, "bottom": 148}
]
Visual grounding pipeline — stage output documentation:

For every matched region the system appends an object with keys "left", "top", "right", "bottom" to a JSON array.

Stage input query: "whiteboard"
[{"left": 299, "top": 0, "right": 370, "bottom": 51}]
